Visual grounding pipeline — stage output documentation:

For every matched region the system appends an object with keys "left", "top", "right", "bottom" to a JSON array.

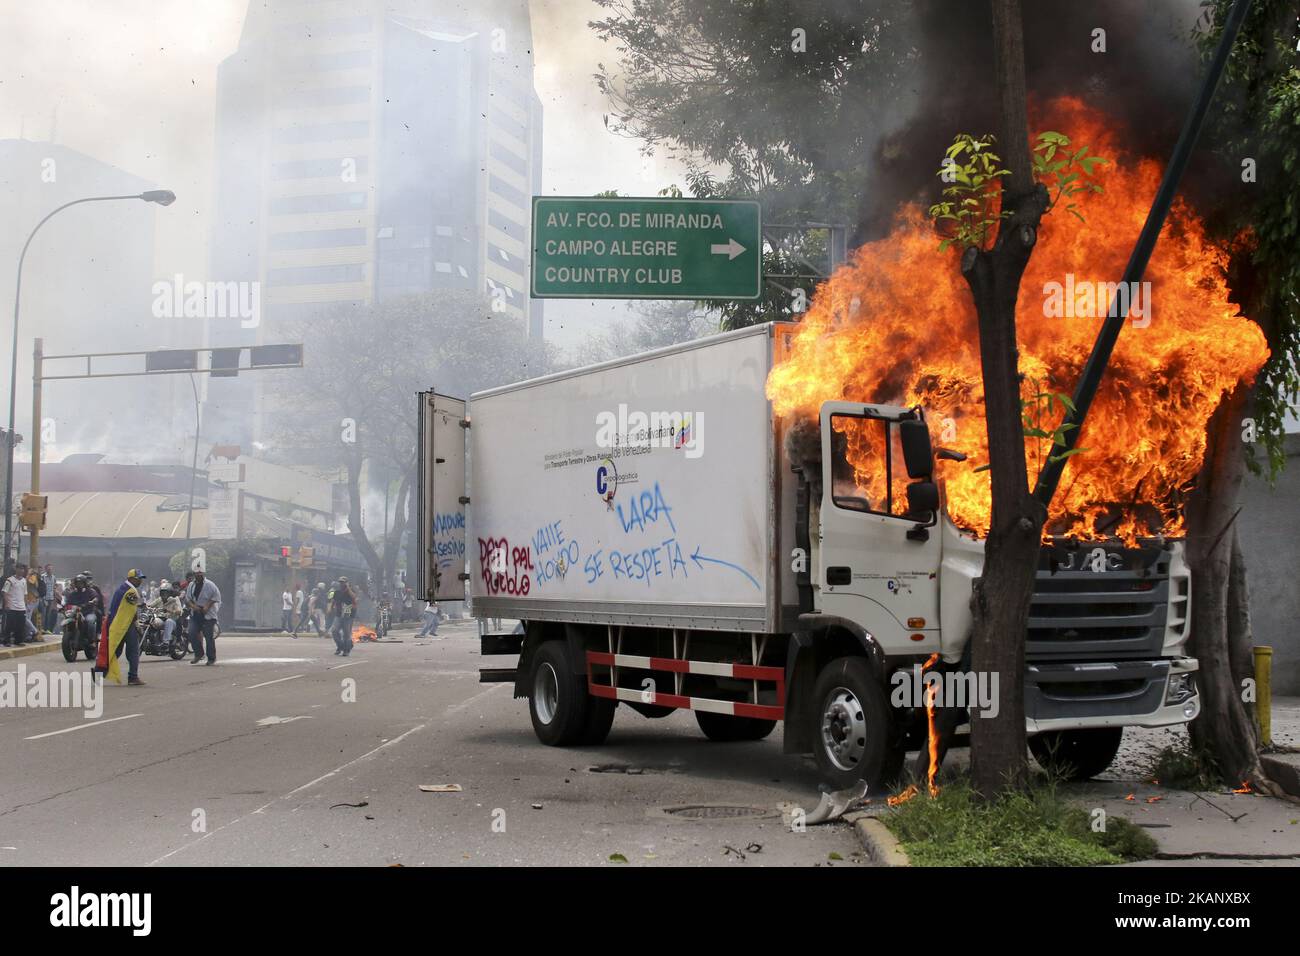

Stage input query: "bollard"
[{"left": 1253, "top": 646, "right": 1272, "bottom": 747}]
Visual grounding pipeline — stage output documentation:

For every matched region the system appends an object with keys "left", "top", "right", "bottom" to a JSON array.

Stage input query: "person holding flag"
[{"left": 95, "top": 569, "right": 148, "bottom": 686}]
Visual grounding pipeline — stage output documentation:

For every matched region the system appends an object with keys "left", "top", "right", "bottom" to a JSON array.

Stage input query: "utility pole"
[{"left": 29, "top": 337, "right": 42, "bottom": 569}]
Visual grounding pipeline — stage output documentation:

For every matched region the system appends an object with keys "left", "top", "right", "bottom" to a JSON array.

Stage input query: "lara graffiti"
[{"left": 478, "top": 537, "right": 534, "bottom": 595}]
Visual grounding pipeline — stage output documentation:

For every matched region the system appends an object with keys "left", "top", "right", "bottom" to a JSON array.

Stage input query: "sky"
[{"left": 0, "top": 0, "right": 689, "bottom": 349}]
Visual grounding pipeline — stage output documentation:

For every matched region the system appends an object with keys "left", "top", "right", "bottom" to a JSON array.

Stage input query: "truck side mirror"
[
  {"left": 899, "top": 420, "right": 933, "bottom": 479},
  {"left": 905, "top": 480, "right": 939, "bottom": 517}
]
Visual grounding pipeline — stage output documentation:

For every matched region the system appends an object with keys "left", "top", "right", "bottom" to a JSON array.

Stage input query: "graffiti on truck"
[{"left": 478, "top": 537, "right": 534, "bottom": 595}]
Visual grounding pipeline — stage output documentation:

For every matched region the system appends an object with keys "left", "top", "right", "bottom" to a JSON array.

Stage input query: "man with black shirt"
[{"left": 330, "top": 577, "right": 356, "bottom": 657}]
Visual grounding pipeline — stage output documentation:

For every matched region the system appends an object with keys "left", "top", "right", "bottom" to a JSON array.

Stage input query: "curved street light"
[{"left": 4, "top": 190, "right": 177, "bottom": 566}]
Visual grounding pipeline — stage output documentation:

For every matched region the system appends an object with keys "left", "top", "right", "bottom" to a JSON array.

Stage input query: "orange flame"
[
  {"left": 887, "top": 653, "right": 943, "bottom": 806},
  {"left": 1231, "top": 781, "right": 1252, "bottom": 794},
  {"left": 351, "top": 625, "right": 378, "bottom": 643},
  {"left": 766, "top": 97, "right": 1269, "bottom": 541}
]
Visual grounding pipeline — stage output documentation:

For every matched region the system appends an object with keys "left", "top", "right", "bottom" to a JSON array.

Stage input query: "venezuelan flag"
[{"left": 95, "top": 582, "right": 140, "bottom": 684}]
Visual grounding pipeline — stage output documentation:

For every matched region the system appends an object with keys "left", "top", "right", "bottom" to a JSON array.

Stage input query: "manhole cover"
[{"left": 660, "top": 804, "right": 773, "bottom": 820}]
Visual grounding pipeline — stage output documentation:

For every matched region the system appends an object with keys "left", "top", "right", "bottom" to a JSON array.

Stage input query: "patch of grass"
[
  {"left": 881, "top": 778, "right": 1158, "bottom": 867},
  {"left": 1150, "top": 742, "right": 1220, "bottom": 791}
]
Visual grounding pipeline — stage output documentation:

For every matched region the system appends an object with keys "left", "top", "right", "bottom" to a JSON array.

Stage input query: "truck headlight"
[{"left": 1165, "top": 672, "right": 1197, "bottom": 706}]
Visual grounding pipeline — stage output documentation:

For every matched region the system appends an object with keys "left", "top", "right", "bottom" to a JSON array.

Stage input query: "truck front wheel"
[
  {"left": 1029, "top": 727, "right": 1123, "bottom": 781},
  {"left": 695, "top": 710, "right": 776, "bottom": 742},
  {"left": 528, "top": 641, "right": 591, "bottom": 746},
  {"left": 811, "top": 656, "right": 897, "bottom": 790}
]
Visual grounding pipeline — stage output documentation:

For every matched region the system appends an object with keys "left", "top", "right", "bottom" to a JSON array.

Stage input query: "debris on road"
[
  {"left": 420, "top": 784, "right": 463, "bottom": 793},
  {"left": 607, "top": 853, "right": 627, "bottom": 864},
  {"left": 329, "top": 800, "right": 369, "bottom": 809}
]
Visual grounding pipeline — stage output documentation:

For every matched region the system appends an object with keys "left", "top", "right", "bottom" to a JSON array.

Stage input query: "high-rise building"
[{"left": 209, "top": 0, "right": 544, "bottom": 444}]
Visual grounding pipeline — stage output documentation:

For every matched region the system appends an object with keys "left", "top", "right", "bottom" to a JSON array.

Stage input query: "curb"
[
  {"left": 844, "top": 811, "right": 911, "bottom": 867},
  {"left": 0, "top": 640, "right": 61, "bottom": 661},
  {"left": 1261, "top": 755, "right": 1300, "bottom": 799}
]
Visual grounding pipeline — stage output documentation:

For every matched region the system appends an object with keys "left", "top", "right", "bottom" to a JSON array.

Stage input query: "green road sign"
[{"left": 531, "top": 196, "right": 762, "bottom": 300}]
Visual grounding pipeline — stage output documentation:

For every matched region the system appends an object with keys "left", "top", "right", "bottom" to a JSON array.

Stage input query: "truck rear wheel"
[
  {"left": 695, "top": 710, "right": 776, "bottom": 742},
  {"left": 811, "top": 656, "right": 896, "bottom": 790},
  {"left": 581, "top": 697, "right": 617, "bottom": 745},
  {"left": 528, "top": 641, "right": 591, "bottom": 746},
  {"left": 1029, "top": 727, "right": 1123, "bottom": 781}
]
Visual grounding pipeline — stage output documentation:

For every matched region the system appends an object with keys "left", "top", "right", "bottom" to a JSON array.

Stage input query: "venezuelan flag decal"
[{"left": 95, "top": 582, "right": 140, "bottom": 684}]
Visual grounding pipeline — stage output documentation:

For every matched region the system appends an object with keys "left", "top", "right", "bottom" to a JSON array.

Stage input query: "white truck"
[{"left": 416, "top": 322, "right": 1200, "bottom": 788}]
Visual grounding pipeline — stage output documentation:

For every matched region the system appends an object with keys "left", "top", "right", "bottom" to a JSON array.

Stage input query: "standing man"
[
  {"left": 42, "top": 565, "right": 58, "bottom": 632},
  {"left": 291, "top": 582, "right": 306, "bottom": 638},
  {"left": 2, "top": 563, "right": 29, "bottom": 647},
  {"left": 25, "top": 565, "right": 42, "bottom": 640},
  {"left": 330, "top": 576, "right": 356, "bottom": 657},
  {"left": 96, "top": 569, "right": 147, "bottom": 686},
  {"left": 185, "top": 569, "right": 222, "bottom": 666},
  {"left": 281, "top": 585, "right": 294, "bottom": 634}
]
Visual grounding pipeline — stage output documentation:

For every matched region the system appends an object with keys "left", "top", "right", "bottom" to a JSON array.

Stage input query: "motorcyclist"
[
  {"left": 153, "top": 579, "right": 185, "bottom": 649},
  {"left": 63, "top": 573, "right": 102, "bottom": 649}
]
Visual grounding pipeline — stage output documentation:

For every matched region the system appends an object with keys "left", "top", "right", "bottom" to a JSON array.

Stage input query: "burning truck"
[{"left": 417, "top": 100, "right": 1267, "bottom": 791}]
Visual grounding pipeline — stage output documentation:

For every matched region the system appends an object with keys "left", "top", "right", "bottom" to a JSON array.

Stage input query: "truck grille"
[{"left": 1026, "top": 543, "right": 1170, "bottom": 660}]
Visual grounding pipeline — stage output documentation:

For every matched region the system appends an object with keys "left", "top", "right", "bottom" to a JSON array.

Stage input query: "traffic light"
[
  {"left": 280, "top": 545, "right": 292, "bottom": 567},
  {"left": 19, "top": 493, "right": 47, "bottom": 531}
]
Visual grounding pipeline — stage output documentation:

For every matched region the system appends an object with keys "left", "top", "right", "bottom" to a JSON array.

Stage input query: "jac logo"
[{"left": 1058, "top": 548, "right": 1124, "bottom": 573}]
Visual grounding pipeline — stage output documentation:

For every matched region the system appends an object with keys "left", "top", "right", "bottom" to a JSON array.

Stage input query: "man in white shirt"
[
  {"left": 2, "top": 563, "right": 29, "bottom": 647},
  {"left": 281, "top": 587, "right": 294, "bottom": 633},
  {"left": 291, "top": 584, "right": 305, "bottom": 638}
]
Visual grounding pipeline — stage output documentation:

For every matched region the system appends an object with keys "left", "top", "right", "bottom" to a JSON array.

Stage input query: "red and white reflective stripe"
[
  {"left": 586, "top": 650, "right": 782, "bottom": 682},
  {"left": 585, "top": 650, "right": 784, "bottom": 720}
]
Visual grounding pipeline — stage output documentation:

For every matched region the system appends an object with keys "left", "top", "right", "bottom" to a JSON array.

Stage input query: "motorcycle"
[
  {"left": 60, "top": 604, "right": 99, "bottom": 663},
  {"left": 139, "top": 606, "right": 188, "bottom": 660},
  {"left": 376, "top": 600, "right": 392, "bottom": 639}
]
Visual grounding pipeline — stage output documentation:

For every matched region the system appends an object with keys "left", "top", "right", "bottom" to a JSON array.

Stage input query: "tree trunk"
[
  {"left": 344, "top": 444, "right": 384, "bottom": 589},
  {"left": 381, "top": 469, "right": 412, "bottom": 595},
  {"left": 963, "top": 0, "right": 1050, "bottom": 798},
  {"left": 1183, "top": 381, "right": 1282, "bottom": 795}
]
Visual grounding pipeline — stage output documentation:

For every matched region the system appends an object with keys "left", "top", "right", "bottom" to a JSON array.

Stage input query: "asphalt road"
[{"left": 0, "top": 623, "right": 864, "bottom": 867}]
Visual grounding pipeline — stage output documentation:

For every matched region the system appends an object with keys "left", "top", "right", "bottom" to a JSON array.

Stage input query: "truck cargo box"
[{"left": 418, "top": 323, "right": 801, "bottom": 633}]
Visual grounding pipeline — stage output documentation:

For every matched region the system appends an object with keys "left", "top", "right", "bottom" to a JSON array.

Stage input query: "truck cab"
[{"left": 794, "top": 399, "right": 1199, "bottom": 785}]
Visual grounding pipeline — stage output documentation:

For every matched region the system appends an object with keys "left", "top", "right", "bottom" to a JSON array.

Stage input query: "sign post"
[{"left": 531, "top": 196, "right": 761, "bottom": 300}]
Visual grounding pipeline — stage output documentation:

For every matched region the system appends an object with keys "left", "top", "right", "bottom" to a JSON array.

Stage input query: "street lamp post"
[{"left": 4, "top": 190, "right": 176, "bottom": 569}]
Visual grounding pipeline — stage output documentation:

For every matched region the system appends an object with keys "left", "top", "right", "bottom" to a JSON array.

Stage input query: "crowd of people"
[
  {"left": 1, "top": 562, "right": 224, "bottom": 686},
  {"left": 3, "top": 563, "right": 455, "bottom": 677}
]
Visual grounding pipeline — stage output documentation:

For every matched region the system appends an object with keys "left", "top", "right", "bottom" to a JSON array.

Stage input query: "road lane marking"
[
  {"left": 445, "top": 681, "right": 505, "bottom": 715},
  {"left": 221, "top": 658, "right": 311, "bottom": 664},
  {"left": 256, "top": 715, "right": 312, "bottom": 726},
  {"left": 149, "top": 721, "right": 428, "bottom": 866},
  {"left": 24, "top": 713, "right": 142, "bottom": 741},
  {"left": 327, "top": 660, "right": 368, "bottom": 670},
  {"left": 245, "top": 674, "right": 303, "bottom": 690},
  {"left": 285, "top": 722, "right": 426, "bottom": 796}
]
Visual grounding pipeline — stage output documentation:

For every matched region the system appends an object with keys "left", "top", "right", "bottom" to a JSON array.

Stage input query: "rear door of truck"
[{"left": 416, "top": 391, "right": 468, "bottom": 602}]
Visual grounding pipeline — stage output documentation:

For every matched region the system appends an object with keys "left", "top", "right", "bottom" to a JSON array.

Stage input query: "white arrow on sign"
[{"left": 709, "top": 238, "right": 747, "bottom": 260}]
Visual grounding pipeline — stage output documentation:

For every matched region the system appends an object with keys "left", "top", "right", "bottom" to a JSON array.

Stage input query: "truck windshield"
[{"left": 829, "top": 414, "right": 909, "bottom": 519}]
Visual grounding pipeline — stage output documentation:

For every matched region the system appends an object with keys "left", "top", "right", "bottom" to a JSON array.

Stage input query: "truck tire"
[
  {"left": 811, "top": 656, "right": 896, "bottom": 790},
  {"left": 528, "top": 641, "right": 591, "bottom": 746},
  {"left": 695, "top": 710, "right": 776, "bottom": 742},
  {"left": 581, "top": 697, "right": 617, "bottom": 745},
  {"left": 1029, "top": 727, "right": 1123, "bottom": 781}
]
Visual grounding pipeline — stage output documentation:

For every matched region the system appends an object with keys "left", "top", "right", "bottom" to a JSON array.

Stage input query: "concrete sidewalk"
[{"left": 1092, "top": 695, "right": 1300, "bottom": 865}]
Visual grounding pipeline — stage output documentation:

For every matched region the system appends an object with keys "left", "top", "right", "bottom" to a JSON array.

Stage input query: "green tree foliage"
[{"left": 591, "top": 0, "right": 916, "bottom": 327}]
